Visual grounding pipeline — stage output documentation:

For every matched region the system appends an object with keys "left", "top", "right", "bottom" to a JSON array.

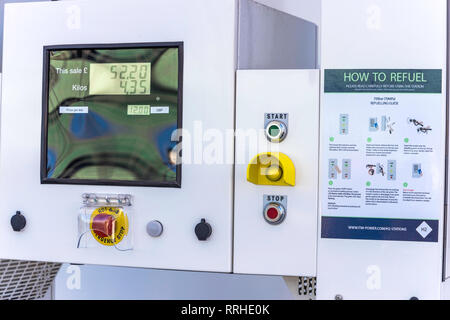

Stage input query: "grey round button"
[{"left": 147, "top": 220, "right": 163, "bottom": 237}]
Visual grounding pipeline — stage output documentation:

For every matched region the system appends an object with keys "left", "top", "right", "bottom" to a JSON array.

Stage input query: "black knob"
[
  {"left": 11, "top": 211, "right": 26, "bottom": 232},
  {"left": 195, "top": 219, "right": 212, "bottom": 241}
]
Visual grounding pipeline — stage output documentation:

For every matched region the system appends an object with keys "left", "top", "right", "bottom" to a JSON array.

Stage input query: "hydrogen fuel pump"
[{"left": 0, "top": 0, "right": 449, "bottom": 301}]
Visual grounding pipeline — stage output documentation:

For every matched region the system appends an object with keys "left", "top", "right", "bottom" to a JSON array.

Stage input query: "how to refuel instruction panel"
[{"left": 321, "top": 69, "right": 443, "bottom": 242}]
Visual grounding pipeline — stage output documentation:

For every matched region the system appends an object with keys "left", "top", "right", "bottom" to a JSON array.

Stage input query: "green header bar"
[{"left": 324, "top": 69, "right": 442, "bottom": 93}]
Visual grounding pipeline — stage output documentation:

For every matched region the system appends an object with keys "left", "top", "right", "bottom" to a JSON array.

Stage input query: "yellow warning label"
[{"left": 90, "top": 207, "right": 129, "bottom": 246}]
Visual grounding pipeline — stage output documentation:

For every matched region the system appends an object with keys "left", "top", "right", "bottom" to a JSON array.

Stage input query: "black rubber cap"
[
  {"left": 11, "top": 211, "right": 26, "bottom": 232},
  {"left": 195, "top": 219, "right": 212, "bottom": 241}
]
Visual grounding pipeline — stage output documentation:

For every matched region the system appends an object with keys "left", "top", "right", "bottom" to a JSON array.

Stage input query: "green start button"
[
  {"left": 265, "top": 121, "right": 287, "bottom": 143},
  {"left": 268, "top": 125, "right": 280, "bottom": 137}
]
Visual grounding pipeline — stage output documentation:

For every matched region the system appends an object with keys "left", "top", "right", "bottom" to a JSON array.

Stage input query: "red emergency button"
[
  {"left": 91, "top": 214, "right": 115, "bottom": 238},
  {"left": 263, "top": 203, "right": 286, "bottom": 225}
]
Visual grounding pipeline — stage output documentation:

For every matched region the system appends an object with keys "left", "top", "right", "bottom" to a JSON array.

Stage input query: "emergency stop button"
[
  {"left": 91, "top": 214, "right": 115, "bottom": 238},
  {"left": 263, "top": 203, "right": 286, "bottom": 225},
  {"left": 265, "top": 121, "right": 287, "bottom": 143}
]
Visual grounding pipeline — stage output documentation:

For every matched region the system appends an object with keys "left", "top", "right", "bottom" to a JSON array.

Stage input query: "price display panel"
[{"left": 42, "top": 43, "right": 183, "bottom": 187}]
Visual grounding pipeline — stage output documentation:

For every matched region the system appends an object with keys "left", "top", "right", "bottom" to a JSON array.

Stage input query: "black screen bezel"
[{"left": 41, "top": 42, "right": 183, "bottom": 188}]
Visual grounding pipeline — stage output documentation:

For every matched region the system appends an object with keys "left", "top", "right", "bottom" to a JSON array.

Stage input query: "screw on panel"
[{"left": 335, "top": 294, "right": 343, "bottom": 300}]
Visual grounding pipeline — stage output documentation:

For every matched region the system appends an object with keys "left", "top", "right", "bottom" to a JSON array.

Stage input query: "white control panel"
[
  {"left": 234, "top": 70, "right": 319, "bottom": 276},
  {"left": 0, "top": 0, "right": 316, "bottom": 274},
  {"left": 0, "top": 0, "right": 238, "bottom": 272},
  {"left": 2, "top": 0, "right": 450, "bottom": 302}
]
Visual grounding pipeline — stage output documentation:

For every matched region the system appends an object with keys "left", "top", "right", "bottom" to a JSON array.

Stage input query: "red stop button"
[
  {"left": 263, "top": 203, "right": 286, "bottom": 225},
  {"left": 267, "top": 207, "right": 279, "bottom": 220}
]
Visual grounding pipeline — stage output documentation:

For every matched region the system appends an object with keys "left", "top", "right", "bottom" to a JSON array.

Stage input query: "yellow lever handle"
[{"left": 247, "top": 152, "right": 295, "bottom": 186}]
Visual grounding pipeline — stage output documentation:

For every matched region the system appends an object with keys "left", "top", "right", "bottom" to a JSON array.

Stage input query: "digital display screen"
[
  {"left": 127, "top": 105, "right": 151, "bottom": 116},
  {"left": 42, "top": 43, "right": 183, "bottom": 187},
  {"left": 89, "top": 63, "right": 151, "bottom": 95}
]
